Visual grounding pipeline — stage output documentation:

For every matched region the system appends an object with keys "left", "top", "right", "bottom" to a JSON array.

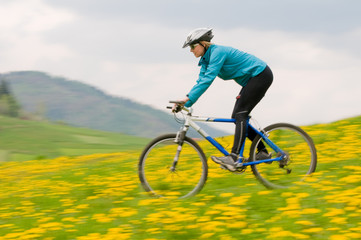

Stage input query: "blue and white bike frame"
[{"left": 177, "top": 107, "right": 285, "bottom": 166}]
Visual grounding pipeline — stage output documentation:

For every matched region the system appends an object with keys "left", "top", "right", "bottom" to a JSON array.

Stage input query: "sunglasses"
[{"left": 190, "top": 43, "right": 199, "bottom": 50}]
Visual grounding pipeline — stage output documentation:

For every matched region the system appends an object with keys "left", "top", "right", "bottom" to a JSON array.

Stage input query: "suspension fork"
[{"left": 171, "top": 124, "right": 190, "bottom": 172}]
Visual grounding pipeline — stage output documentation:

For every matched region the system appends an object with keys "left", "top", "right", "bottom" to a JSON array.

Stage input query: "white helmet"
[{"left": 182, "top": 28, "right": 214, "bottom": 48}]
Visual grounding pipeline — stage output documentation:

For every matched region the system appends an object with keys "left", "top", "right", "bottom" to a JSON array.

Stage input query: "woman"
[{"left": 176, "top": 28, "right": 273, "bottom": 172}]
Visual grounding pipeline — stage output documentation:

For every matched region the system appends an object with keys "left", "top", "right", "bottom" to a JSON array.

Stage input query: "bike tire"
[
  {"left": 249, "top": 123, "right": 317, "bottom": 189},
  {"left": 138, "top": 133, "right": 208, "bottom": 198}
]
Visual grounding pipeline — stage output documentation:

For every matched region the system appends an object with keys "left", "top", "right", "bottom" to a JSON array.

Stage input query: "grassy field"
[
  {"left": 0, "top": 116, "right": 360, "bottom": 239},
  {"left": 0, "top": 116, "right": 148, "bottom": 161}
]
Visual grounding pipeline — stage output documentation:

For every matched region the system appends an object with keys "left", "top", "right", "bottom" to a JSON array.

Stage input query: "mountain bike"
[{"left": 138, "top": 101, "right": 317, "bottom": 198}]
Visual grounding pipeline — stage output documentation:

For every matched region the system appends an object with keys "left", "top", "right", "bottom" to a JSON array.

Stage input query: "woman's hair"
[{"left": 200, "top": 41, "right": 213, "bottom": 49}]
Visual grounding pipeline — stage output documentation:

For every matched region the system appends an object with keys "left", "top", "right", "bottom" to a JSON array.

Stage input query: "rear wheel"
[
  {"left": 249, "top": 123, "right": 317, "bottom": 189},
  {"left": 138, "top": 134, "right": 208, "bottom": 198}
]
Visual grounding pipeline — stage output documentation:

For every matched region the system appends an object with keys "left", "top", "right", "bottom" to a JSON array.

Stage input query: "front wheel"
[
  {"left": 138, "top": 134, "right": 208, "bottom": 198},
  {"left": 249, "top": 123, "right": 317, "bottom": 189}
]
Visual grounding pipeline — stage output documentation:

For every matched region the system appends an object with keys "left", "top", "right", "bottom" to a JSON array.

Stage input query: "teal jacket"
[{"left": 185, "top": 44, "right": 267, "bottom": 107}]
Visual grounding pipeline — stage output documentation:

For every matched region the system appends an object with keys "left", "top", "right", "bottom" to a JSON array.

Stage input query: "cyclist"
[{"left": 175, "top": 28, "right": 273, "bottom": 172}]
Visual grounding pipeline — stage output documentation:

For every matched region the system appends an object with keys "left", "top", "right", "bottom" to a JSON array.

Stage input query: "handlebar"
[
  {"left": 167, "top": 101, "right": 192, "bottom": 114},
  {"left": 169, "top": 101, "right": 185, "bottom": 104}
]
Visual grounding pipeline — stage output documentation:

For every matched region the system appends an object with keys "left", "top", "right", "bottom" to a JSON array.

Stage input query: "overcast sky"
[{"left": 1, "top": 0, "right": 360, "bottom": 132}]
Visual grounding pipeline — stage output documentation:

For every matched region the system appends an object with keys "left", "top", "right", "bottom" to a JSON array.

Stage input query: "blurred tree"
[
  {"left": 0, "top": 79, "right": 10, "bottom": 95},
  {"left": 0, "top": 79, "right": 21, "bottom": 117}
]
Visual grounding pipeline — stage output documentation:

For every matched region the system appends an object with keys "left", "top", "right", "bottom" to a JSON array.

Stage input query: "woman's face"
[{"left": 190, "top": 43, "right": 205, "bottom": 58}]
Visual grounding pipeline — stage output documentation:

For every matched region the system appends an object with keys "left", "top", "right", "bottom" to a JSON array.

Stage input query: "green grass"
[
  {"left": 0, "top": 115, "right": 360, "bottom": 239},
  {"left": 0, "top": 115, "right": 149, "bottom": 161}
]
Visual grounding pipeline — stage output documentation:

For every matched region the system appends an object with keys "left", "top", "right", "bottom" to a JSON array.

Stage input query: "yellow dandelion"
[
  {"left": 138, "top": 199, "right": 157, "bottom": 206},
  {"left": 219, "top": 234, "right": 237, "bottom": 240},
  {"left": 205, "top": 210, "right": 221, "bottom": 215},
  {"left": 330, "top": 217, "right": 347, "bottom": 224},
  {"left": 296, "top": 193, "right": 310, "bottom": 198},
  {"left": 292, "top": 233, "right": 310, "bottom": 239},
  {"left": 295, "top": 220, "right": 314, "bottom": 226},
  {"left": 227, "top": 221, "right": 247, "bottom": 229},
  {"left": 200, "top": 233, "right": 215, "bottom": 239},
  {"left": 339, "top": 175, "right": 361, "bottom": 183},
  {"left": 241, "top": 229, "right": 254, "bottom": 234},
  {"left": 92, "top": 214, "right": 113, "bottom": 223},
  {"left": 302, "top": 228, "right": 324, "bottom": 233},
  {"left": 75, "top": 204, "right": 89, "bottom": 209},
  {"left": 258, "top": 191, "right": 271, "bottom": 195},
  {"left": 268, "top": 230, "right": 294, "bottom": 238},
  {"left": 323, "top": 208, "right": 345, "bottom": 217},
  {"left": 345, "top": 233, "right": 361, "bottom": 239},
  {"left": 281, "top": 192, "right": 294, "bottom": 197},
  {"left": 146, "top": 228, "right": 161, "bottom": 233},
  {"left": 191, "top": 202, "right": 206, "bottom": 206},
  {"left": 37, "top": 217, "right": 54, "bottom": 223},
  {"left": 329, "top": 235, "right": 349, "bottom": 240},
  {"left": 25, "top": 228, "right": 46, "bottom": 234},
  {"left": 270, "top": 227, "right": 283, "bottom": 232},
  {"left": 220, "top": 192, "right": 234, "bottom": 197},
  {"left": 302, "top": 208, "right": 321, "bottom": 214}
]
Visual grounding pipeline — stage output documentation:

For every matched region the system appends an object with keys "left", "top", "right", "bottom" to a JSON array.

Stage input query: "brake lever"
[{"left": 168, "top": 101, "right": 185, "bottom": 113}]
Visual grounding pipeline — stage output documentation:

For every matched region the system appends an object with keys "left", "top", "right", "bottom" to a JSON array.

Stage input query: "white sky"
[{"left": 1, "top": 0, "right": 360, "bottom": 133}]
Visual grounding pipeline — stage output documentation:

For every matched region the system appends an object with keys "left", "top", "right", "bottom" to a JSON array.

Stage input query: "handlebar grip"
[{"left": 169, "top": 100, "right": 185, "bottom": 104}]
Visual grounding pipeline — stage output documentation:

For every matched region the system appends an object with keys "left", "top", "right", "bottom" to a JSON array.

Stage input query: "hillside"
[
  {"left": 0, "top": 116, "right": 360, "bottom": 239},
  {"left": 0, "top": 115, "right": 149, "bottom": 162},
  {"left": 0, "top": 71, "right": 227, "bottom": 138}
]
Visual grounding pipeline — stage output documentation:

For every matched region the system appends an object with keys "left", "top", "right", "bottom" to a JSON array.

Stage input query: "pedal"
[
  {"left": 235, "top": 162, "right": 244, "bottom": 168},
  {"left": 234, "top": 162, "right": 247, "bottom": 174}
]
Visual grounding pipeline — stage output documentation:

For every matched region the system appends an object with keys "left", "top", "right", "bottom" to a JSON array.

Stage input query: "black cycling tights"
[{"left": 231, "top": 65, "right": 273, "bottom": 155}]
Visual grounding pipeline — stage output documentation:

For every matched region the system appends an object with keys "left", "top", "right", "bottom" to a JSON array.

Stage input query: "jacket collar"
[{"left": 198, "top": 44, "right": 214, "bottom": 66}]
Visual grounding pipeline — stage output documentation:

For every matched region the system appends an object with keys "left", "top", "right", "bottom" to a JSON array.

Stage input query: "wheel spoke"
[
  {"left": 250, "top": 123, "right": 317, "bottom": 189},
  {"left": 138, "top": 134, "right": 207, "bottom": 198}
]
